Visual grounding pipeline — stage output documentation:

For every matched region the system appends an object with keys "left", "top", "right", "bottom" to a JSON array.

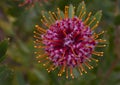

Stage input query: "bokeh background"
[{"left": 0, "top": 0, "right": 120, "bottom": 85}]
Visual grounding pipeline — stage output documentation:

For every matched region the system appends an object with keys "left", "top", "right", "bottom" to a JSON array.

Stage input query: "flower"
[{"left": 34, "top": 1, "right": 106, "bottom": 78}]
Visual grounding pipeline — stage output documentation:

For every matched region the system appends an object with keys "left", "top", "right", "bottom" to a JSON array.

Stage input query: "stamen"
[
  {"left": 46, "top": 64, "right": 55, "bottom": 73},
  {"left": 84, "top": 12, "right": 92, "bottom": 24},
  {"left": 70, "top": 67, "right": 74, "bottom": 79},
  {"left": 35, "top": 25, "right": 46, "bottom": 33},
  {"left": 49, "top": 11, "right": 56, "bottom": 21},
  {"left": 34, "top": 51, "right": 42, "bottom": 54},
  {"left": 80, "top": 11, "right": 86, "bottom": 19},
  {"left": 80, "top": 64, "right": 87, "bottom": 73},
  {"left": 92, "top": 33, "right": 99, "bottom": 39},
  {"left": 63, "top": 29, "right": 67, "bottom": 36},
  {"left": 97, "top": 31, "right": 105, "bottom": 36},
  {"left": 92, "top": 51, "right": 104, "bottom": 56},
  {"left": 52, "top": 66, "right": 57, "bottom": 71},
  {"left": 96, "top": 39, "right": 106, "bottom": 43},
  {"left": 38, "top": 57, "right": 49, "bottom": 63},
  {"left": 57, "top": 8, "right": 62, "bottom": 20},
  {"left": 91, "top": 21, "right": 99, "bottom": 30},
  {"left": 34, "top": 45, "right": 46, "bottom": 49},
  {"left": 84, "top": 62, "right": 93, "bottom": 69},
  {"left": 43, "top": 61, "right": 51, "bottom": 66},
  {"left": 34, "top": 31, "right": 42, "bottom": 36},
  {"left": 83, "top": 56, "right": 91, "bottom": 62},
  {"left": 66, "top": 67, "right": 69, "bottom": 79},
  {"left": 42, "top": 15, "right": 51, "bottom": 25},
  {"left": 41, "top": 19, "right": 49, "bottom": 27},
  {"left": 33, "top": 35, "right": 42, "bottom": 40},
  {"left": 72, "top": 7, "right": 75, "bottom": 18},
  {"left": 78, "top": 67, "right": 83, "bottom": 75},
  {"left": 88, "top": 18, "right": 96, "bottom": 26},
  {"left": 45, "top": 39, "right": 62, "bottom": 43},
  {"left": 34, "top": 39, "right": 42, "bottom": 43},
  {"left": 33, "top": 40, "right": 41, "bottom": 44},
  {"left": 79, "top": 6, "right": 84, "bottom": 18},
  {"left": 58, "top": 50, "right": 66, "bottom": 62},
  {"left": 52, "top": 12, "right": 58, "bottom": 20},
  {"left": 93, "top": 31, "right": 105, "bottom": 39},
  {"left": 36, "top": 54, "right": 47, "bottom": 59},
  {"left": 58, "top": 65, "right": 65, "bottom": 77},
  {"left": 65, "top": 6, "right": 69, "bottom": 18},
  {"left": 48, "top": 17, "right": 54, "bottom": 24},
  {"left": 96, "top": 45, "right": 106, "bottom": 47},
  {"left": 90, "top": 57, "right": 99, "bottom": 62},
  {"left": 71, "top": 47, "right": 77, "bottom": 57}
]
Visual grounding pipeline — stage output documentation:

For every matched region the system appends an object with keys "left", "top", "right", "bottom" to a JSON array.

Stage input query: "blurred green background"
[{"left": 0, "top": 0, "right": 120, "bottom": 85}]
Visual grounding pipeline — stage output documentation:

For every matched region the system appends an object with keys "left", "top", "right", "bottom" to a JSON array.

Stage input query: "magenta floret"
[{"left": 42, "top": 17, "right": 97, "bottom": 67}]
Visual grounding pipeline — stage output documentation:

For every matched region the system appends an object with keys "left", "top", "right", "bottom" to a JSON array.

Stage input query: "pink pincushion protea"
[
  {"left": 42, "top": 17, "right": 96, "bottom": 67},
  {"left": 34, "top": 2, "right": 106, "bottom": 78}
]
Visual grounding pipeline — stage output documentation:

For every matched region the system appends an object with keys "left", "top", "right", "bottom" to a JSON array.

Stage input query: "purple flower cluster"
[{"left": 42, "top": 17, "right": 97, "bottom": 67}]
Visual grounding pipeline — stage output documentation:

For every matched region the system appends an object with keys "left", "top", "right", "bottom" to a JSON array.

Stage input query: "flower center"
[
  {"left": 64, "top": 34, "right": 74, "bottom": 47},
  {"left": 42, "top": 17, "right": 97, "bottom": 67}
]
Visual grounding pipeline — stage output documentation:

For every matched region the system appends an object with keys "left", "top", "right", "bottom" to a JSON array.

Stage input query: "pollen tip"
[
  {"left": 93, "top": 18, "right": 96, "bottom": 20},
  {"left": 96, "top": 60, "right": 99, "bottom": 62},
  {"left": 72, "top": 76, "right": 74, "bottom": 79},
  {"left": 58, "top": 74, "right": 61, "bottom": 76},
  {"left": 66, "top": 76, "right": 68, "bottom": 79},
  {"left": 82, "top": 1, "right": 85, "bottom": 4},
  {"left": 88, "top": 67, "right": 91, "bottom": 69},
  {"left": 48, "top": 70, "right": 50, "bottom": 73},
  {"left": 35, "top": 25, "right": 39, "bottom": 28},
  {"left": 99, "top": 10, "right": 102, "bottom": 13},
  {"left": 43, "top": 64, "right": 46, "bottom": 66},
  {"left": 34, "top": 52, "right": 37, "bottom": 54},
  {"left": 104, "top": 45, "right": 106, "bottom": 47},
  {"left": 34, "top": 46, "right": 37, "bottom": 48},
  {"left": 85, "top": 71, "right": 87, "bottom": 74},
  {"left": 38, "top": 61, "right": 41, "bottom": 63},
  {"left": 91, "top": 66, "right": 94, "bottom": 69}
]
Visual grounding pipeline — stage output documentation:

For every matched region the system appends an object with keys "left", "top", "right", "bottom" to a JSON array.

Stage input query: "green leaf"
[
  {"left": 16, "top": 39, "right": 30, "bottom": 54},
  {"left": 16, "top": 71, "right": 26, "bottom": 85},
  {"left": 94, "top": 10, "right": 102, "bottom": 22},
  {"left": 90, "top": 10, "right": 102, "bottom": 27},
  {"left": 32, "top": 69, "right": 46, "bottom": 82},
  {"left": 114, "top": 15, "right": 120, "bottom": 25},
  {"left": 0, "top": 19, "right": 14, "bottom": 35},
  {"left": 0, "top": 65, "right": 14, "bottom": 85},
  {"left": 69, "top": 4, "right": 74, "bottom": 18},
  {"left": 76, "top": 1, "right": 86, "bottom": 16},
  {"left": 0, "top": 39, "right": 9, "bottom": 62}
]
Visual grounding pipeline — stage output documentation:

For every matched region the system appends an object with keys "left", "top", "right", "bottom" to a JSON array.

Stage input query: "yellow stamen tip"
[
  {"left": 35, "top": 25, "right": 39, "bottom": 28},
  {"left": 66, "top": 76, "right": 68, "bottom": 79},
  {"left": 34, "top": 46, "right": 37, "bottom": 48},
  {"left": 85, "top": 71, "right": 87, "bottom": 74}
]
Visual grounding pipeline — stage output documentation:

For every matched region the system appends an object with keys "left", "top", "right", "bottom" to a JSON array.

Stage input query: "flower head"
[{"left": 34, "top": 1, "right": 106, "bottom": 78}]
